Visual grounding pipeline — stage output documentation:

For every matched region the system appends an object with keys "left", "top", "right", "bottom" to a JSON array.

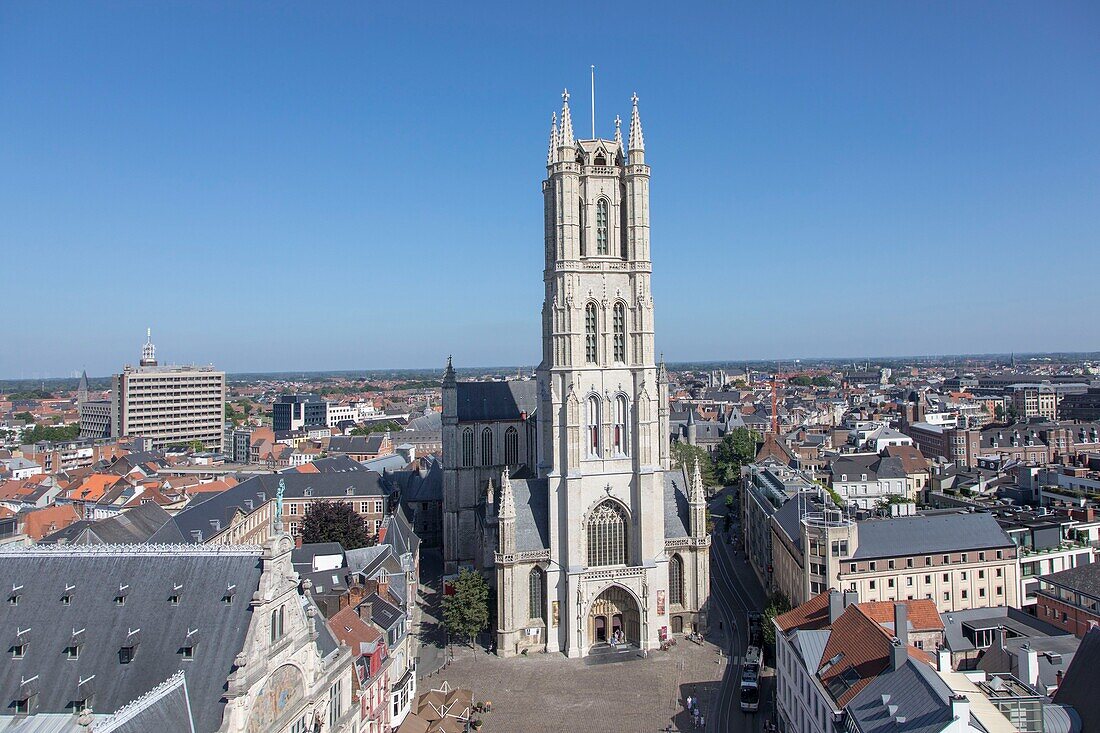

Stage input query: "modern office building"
[
  {"left": 79, "top": 330, "right": 225, "bottom": 451},
  {"left": 273, "top": 394, "right": 329, "bottom": 432}
]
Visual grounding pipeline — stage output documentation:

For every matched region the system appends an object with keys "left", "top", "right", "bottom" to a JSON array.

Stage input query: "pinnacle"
[
  {"left": 547, "top": 112, "right": 558, "bottom": 165},
  {"left": 559, "top": 88, "right": 575, "bottom": 147},
  {"left": 629, "top": 92, "right": 644, "bottom": 153}
]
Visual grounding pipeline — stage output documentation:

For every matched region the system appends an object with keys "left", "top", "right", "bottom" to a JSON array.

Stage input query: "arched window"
[
  {"left": 585, "top": 302, "right": 598, "bottom": 364},
  {"left": 587, "top": 500, "right": 628, "bottom": 567},
  {"left": 504, "top": 426, "right": 519, "bottom": 466},
  {"left": 461, "top": 428, "right": 474, "bottom": 467},
  {"left": 578, "top": 198, "right": 586, "bottom": 257},
  {"left": 613, "top": 395, "right": 628, "bottom": 455},
  {"left": 586, "top": 396, "right": 601, "bottom": 458},
  {"left": 669, "top": 554, "right": 684, "bottom": 606},
  {"left": 529, "top": 567, "right": 545, "bottom": 621},
  {"left": 481, "top": 427, "right": 494, "bottom": 466},
  {"left": 596, "top": 199, "right": 609, "bottom": 255},
  {"left": 612, "top": 302, "right": 626, "bottom": 363}
]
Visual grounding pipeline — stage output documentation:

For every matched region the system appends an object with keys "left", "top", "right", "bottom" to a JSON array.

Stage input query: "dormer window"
[
  {"left": 64, "top": 645, "right": 80, "bottom": 660},
  {"left": 9, "top": 584, "right": 22, "bottom": 605},
  {"left": 12, "top": 644, "right": 26, "bottom": 659},
  {"left": 119, "top": 646, "right": 135, "bottom": 664},
  {"left": 168, "top": 594, "right": 180, "bottom": 606}
]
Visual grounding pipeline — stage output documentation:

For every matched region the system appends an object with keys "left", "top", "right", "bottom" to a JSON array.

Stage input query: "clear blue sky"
[{"left": 2, "top": 2, "right": 1098, "bottom": 378}]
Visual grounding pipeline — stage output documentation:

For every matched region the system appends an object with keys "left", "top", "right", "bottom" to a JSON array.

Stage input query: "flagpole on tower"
[{"left": 590, "top": 65, "right": 596, "bottom": 139}]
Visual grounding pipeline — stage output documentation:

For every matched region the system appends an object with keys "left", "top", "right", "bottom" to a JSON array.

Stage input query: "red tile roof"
[
  {"left": 775, "top": 590, "right": 832, "bottom": 632},
  {"left": 859, "top": 599, "right": 943, "bottom": 632}
]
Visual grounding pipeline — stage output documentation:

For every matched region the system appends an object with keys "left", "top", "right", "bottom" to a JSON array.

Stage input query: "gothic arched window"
[
  {"left": 596, "top": 199, "right": 609, "bottom": 255},
  {"left": 612, "top": 301, "right": 626, "bottom": 363},
  {"left": 504, "top": 426, "right": 519, "bottom": 466},
  {"left": 613, "top": 395, "right": 628, "bottom": 455},
  {"left": 481, "top": 427, "right": 494, "bottom": 466},
  {"left": 587, "top": 500, "right": 628, "bottom": 567},
  {"left": 578, "top": 197, "right": 586, "bottom": 257},
  {"left": 669, "top": 554, "right": 684, "bottom": 606},
  {"left": 461, "top": 428, "right": 474, "bottom": 467},
  {"left": 586, "top": 395, "right": 601, "bottom": 458},
  {"left": 585, "top": 302, "right": 598, "bottom": 364},
  {"left": 529, "top": 567, "right": 545, "bottom": 621}
]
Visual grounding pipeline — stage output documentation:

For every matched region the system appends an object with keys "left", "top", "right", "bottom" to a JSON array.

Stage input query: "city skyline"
[{"left": 2, "top": 1, "right": 1098, "bottom": 377}]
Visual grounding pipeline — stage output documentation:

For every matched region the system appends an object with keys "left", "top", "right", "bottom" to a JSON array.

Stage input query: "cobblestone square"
[{"left": 421, "top": 639, "right": 726, "bottom": 733}]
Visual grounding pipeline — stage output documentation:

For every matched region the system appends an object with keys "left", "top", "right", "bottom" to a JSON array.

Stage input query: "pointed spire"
[
  {"left": 614, "top": 114, "right": 622, "bottom": 149},
  {"left": 547, "top": 112, "right": 558, "bottom": 165},
  {"left": 687, "top": 407, "right": 696, "bottom": 425},
  {"left": 658, "top": 353, "right": 668, "bottom": 384},
  {"left": 559, "top": 89, "right": 574, "bottom": 148},
  {"left": 690, "top": 458, "right": 704, "bottom": 502},
  {"left": 78, "top": 370, "right": 89, "bottom": 392},
  {"left": 499, "top": 465, "right": 515, "bottom": 519},
  {"left": 628, "top": 92, "right": 645, "bottom": 163},
  {"left": 443, "top": 355, "right": 456, "bottom": 388}
]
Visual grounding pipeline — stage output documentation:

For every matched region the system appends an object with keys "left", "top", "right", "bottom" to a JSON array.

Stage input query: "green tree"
[
  {"left": 761, "top": 591, "right": 792, "bottom": 648},
  {"left": 21, "top": 424, "right": 80, "bottom": 443},
  {"left": 442, "top": 568, "right": 490, "bottom": 648},
  {"left": 789, "top": 375, "right": 813, "bottom": 387},
  {"left": 670, "top": 441, "right": 716, "bottom": 486},
  {"left": 14, "top": 411, "right": 34, "bottom": 423},
  {"left": 811, "top": 375, "right": 832, "bottom": 388},
  {"left": 300, "top": 501, "right": 376, "bottom": 549},
  {"left": 712, "top": 428, "right": 760, "bottom": 485},
  {"left": 188, "top": 439, "right": 205, "bottom": 452},
  {"left": 225, "top": 402, "right": 244, "bottom": 426}
]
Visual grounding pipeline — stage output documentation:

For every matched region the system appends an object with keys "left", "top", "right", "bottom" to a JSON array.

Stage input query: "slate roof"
[
  {"left": 95, "top": 671, "right": 195, "bottom": 733},
  {"left": 845, "top": 658, "right": 954, "bottom": 733},
  {"left": 830, "top": 454, "right": 907, "bottom": 482},
  {"left": 406, "top": 412, "right": 442, "bottom": 432},
  {"left": 1053, "top": 627, "right": 1100, "bottom": 733},
  {"left": 663, "top": 469, "right": 690, "bottom": 539},
  {"left": 309, "top": 455, "right": 368, "bottom": 473},
  {"left": 978, "top": 634, "right": 1079, "bottom": 691},
  {"left": 65, "top": 501, "right": 181, "bottom": 544},
  {"left": 454, "top": 381, "right": 537, "bottom": 422},
  {"left": 510, "top": 478, "right": 549, "bottom": 552},
  {"left": 157, "top": 471, "right": 387, "bottom": 543},
  {"left": 939, "top": 606, "right": 1065, "bottom": 653},
  {"left": 328, "top": 435, "right": 387, "bottom": 455},
  {"left": 1038, "top": 562, "right": 1100, "bottom": 599},
  {"left": 0, "top": 545, "right": 262, "bottom": 732},
  {"left": 852, "top": 512, "right": 1013, "bottom": 559}
]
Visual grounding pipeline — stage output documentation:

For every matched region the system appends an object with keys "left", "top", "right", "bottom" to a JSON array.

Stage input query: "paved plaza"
[{"left": 421, "top": 637, "right": 727, "bottom": 733}]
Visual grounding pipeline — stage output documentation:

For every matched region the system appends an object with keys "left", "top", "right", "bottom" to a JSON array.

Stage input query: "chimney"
[
  {"left": 894, "top": 602, "right": 909, "bottom": 650},
  {"left": 829, "top": 590, "right": 844, "bottom": 624},
  {"left": 950, "top": 695, "right": 970, "bottom": 731},
  {"left": 356, "top": 599, "right": 373, "bottom": 622},
  {"left": 1055, "top": 669, "right": 1063, "bottom": 690},
  {"left": 890, "top": 637, "right": 907, "bottom": 671},
  {"left": 377, "top": 574, "right": 390, "bottom": 599},
  {"left": 1018, "top": 643, "right": 1039, "bottom": 688},
  {"left": 294, "top": 534, "right": 303, "bottom": 549},
  {"left": 937, "top": 646, "right": 952, "bottom": 672},
  {"left": 843, "top": 589, "right": 859, "bottom": 609}
]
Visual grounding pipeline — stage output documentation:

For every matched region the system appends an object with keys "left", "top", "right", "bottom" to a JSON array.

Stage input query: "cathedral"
[{"left": 441, "top": 90, "right": 710, "bottom": 658}]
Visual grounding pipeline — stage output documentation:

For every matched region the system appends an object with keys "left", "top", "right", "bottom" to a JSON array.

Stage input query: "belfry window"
[
  {"left": 669, "top": 554, "right": 685, "bottom": 606},
  {"left": 613, "top": 302, "right": 626, "bottom": 363},
  {"left": 481, "top": 427, "right": 494, "bottom": 466},
  {"left": 613, "top": 395, "right": 628, "bottom": 455},
  {"left": 596, "top": 199, "right": 609, "bottom": 255},
  {"left": 504, "top": 426, "right": 519, "bottom": 466},
  {"left": 587, "top": 500, "right": 628, "bottom": 567},
  {"left": 461, "top": 429, "right": 474, "bottom": 467},
  {"left": 529, "top": 567, "right": 545, "bottom": 621},
  {"left": 585, "top": 303, "right": 598, "bottom": 364},
  {"left": 586, "top": 396, "right": 601, "bottom": 458}
]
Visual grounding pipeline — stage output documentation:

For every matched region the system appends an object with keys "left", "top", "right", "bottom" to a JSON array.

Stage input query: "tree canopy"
[
  {"left": 671, "top": 441, "right": 717, "bottom": 486},
  {"left": 442, "top": 568, "right": 490, "bottom": 647},
  {"left": 761, "top": 591, "right": 792, "bottom": 648},
  {"left": 21, "top": 423, "right": 80, "bottom": 443},
  {"left": 350, "top": 421, "right": 401, "bottom": 436},
  {"left": 299, "top": 501, "right": 376, "bottom": 549},
  {"left": 712, "top": 427, "right": 760, "bottom": 485}
]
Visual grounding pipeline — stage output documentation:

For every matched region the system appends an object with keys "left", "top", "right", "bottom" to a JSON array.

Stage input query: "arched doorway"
[{"left": 588, "top": 586, "right": 641, "bottom": 649}]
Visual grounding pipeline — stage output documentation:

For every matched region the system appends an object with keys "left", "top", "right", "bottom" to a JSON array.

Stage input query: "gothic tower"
[{"left": 533, "top": 90, "right": 677, "bottom": 657}]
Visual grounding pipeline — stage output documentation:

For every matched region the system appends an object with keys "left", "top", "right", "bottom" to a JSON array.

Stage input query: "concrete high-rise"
[{"left": 80, "top": 330, "right": 225, "bottom": 451}]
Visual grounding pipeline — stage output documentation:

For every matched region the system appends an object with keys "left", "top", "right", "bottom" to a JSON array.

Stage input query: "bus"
[{"left": 740, "top": 645, "right": 762, "bottom": 712}]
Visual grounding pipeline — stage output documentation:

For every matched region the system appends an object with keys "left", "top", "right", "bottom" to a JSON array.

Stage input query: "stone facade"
[{"left": 442, "top": 91, "right": 710, "bottom": 658}]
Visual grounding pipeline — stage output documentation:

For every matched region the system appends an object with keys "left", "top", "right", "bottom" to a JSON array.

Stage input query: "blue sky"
[{"left": 1, "top": 2, "right": 1097, "bottom": 377}]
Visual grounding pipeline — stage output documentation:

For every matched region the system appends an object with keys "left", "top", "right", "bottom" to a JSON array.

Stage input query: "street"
[{"left": 708, "top": 515, "right": 771, "bottom": 733}]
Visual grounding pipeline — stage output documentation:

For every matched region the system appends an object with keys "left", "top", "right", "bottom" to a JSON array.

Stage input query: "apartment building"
[
  {"left": 742, "top": 461, "right": 819, "bottom": 587},
  {"left": 991, "top": 508, "right": 1095, "bottom": 608},
  {"left": 1035, "top": 563, "right": 1100, "bottom": 638},
  {"left": 1011, "top": 384, "right": 1059, "bottom": 421},
  {"left": 769, "top": 491, "right": 1019, "bottom": 611},
  {"left": 828, "top": 454, "right": 911, "bottom": 508}
]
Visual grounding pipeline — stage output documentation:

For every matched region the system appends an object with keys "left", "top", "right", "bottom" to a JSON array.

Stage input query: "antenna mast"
[{"left": 590, "top": 65, "right": 596, "bottom": 138}]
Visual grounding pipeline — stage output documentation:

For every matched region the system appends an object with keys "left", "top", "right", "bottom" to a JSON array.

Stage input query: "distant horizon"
[{"left": 5, "top": 349, "right": 1098, "bottom": 384}]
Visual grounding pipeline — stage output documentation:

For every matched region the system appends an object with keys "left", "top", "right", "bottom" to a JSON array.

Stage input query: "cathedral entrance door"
[{"left": 588, "top": 586, "right": 641, "bottom": 649}]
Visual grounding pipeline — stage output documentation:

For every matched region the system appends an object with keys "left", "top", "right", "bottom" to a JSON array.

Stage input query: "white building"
[{"left": 442, "top": 91, "right": 710, "bottom": 658}]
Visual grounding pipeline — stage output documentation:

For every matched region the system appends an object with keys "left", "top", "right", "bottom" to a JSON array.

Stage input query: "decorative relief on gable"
[{"left": 246, "top": 664, "right": 305, "bottom": 733}]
